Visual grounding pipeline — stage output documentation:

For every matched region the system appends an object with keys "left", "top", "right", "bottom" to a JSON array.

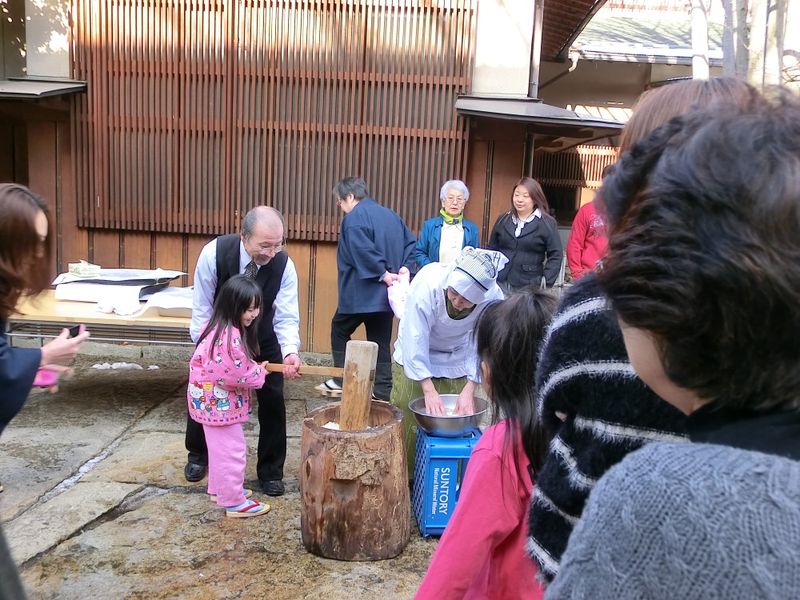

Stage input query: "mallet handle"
[{"left": 261, "top": 363, "right": 343, "bottom": 377}]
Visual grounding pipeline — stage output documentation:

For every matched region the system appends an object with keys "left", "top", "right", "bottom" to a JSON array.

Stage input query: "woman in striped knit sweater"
[
  {"left": 547, "top": 83, "right": 799, "bottom": 600},
  {"left": 526, "top": 77, "right": 757, "bottom": 583}
]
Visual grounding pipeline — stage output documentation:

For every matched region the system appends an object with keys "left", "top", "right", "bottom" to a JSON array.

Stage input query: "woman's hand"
[
  {"left": 455, "top": 380, "right": 477, "bottom": 415},
  {"left": 421, "top": 378, "right": 445, "bottom": 416},
  {"left": 39, "top": 327, "right": 90, "bottom": 367}
]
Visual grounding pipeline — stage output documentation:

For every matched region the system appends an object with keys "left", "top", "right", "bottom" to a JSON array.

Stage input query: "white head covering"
[{"left": 445, "top": 247, "right": 505, "bottom": 305}]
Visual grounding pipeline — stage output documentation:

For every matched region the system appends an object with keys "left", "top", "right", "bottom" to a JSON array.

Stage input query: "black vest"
[{"left": 214, "top": 234, "right": 288, "bottom": 358}]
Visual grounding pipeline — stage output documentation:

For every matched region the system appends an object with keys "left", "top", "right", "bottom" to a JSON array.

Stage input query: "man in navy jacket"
[{"left": 321, "top": 177, "right": 415, "bottom": 400}]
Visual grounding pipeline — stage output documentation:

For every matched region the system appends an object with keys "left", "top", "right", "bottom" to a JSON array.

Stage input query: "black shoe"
[
  {"left": 260, "top": 479, "right": 285, "bottom": 496},
  {"left": 184, "top": 462, "right": 207, "bottom": 482}
]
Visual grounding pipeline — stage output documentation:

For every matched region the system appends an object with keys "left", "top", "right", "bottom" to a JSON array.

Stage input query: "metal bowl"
[{"left": 408, "top": 394, "right": 489, "bottom": 438}]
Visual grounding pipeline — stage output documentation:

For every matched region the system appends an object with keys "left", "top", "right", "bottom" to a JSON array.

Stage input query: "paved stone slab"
[
  {"left": 1, "top": 365, "right": 186, "bottom": 521},
  {"left": 306, "top": 396, "right": 337, "bottom": 414},
  {"left": 8, "top": 336, "right": 40, "bottom": 349},
  {"left": 131, "top": 394, "right": 187, "bottom": 433},
  {"left": 80, "top": 430, "right": 302, "bottom": 492},
  {"left": 20, "top": 487, "right": 434, "bottom": 599},
  {"left": 3, "top": 353, "right": 439, "bottom": 599},
  {"left": 81, "top": 431, "right": 188, "bottom": 488},
  {"left": 286, "top": 399, "right": 307, "bottom": 438},
  {"left": 6, "top": 480, "right": 141, "bottom": 564}
]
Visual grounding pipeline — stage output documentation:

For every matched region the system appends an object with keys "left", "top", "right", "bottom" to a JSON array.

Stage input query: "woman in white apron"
[{"left": 391, "top": 247, "right": 505, "bottom": 475}]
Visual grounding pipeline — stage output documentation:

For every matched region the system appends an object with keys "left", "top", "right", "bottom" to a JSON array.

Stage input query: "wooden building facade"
[{"left": 1, "top": 0, "right": 618, "bottom": 352}]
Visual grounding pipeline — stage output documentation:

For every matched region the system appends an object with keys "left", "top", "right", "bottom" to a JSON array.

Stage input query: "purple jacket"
[{"left": 187, "top": 325, "right": 267, "bottom": 426}]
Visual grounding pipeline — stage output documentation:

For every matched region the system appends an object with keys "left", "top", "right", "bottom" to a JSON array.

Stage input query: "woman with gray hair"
[{"left": 415, "top": 180, "right": 480, "bottom": 267}]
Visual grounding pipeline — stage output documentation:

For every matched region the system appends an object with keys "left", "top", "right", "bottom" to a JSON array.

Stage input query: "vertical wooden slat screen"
[
  {"left": 71, "top": 0, "right": 477, "bottom": 240},
  {"left": 534, "top": 145, "right": 618, "bottom": 189}
]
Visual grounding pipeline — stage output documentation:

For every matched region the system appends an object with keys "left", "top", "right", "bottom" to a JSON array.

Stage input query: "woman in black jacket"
[{"left": 489, "top": 177, "right": 562, "bottom": 294}]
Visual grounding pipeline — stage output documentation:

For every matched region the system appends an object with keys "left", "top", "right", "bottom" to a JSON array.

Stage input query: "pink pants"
[{"left": 203, "top": 423, "right": 247, "bottom": 507}]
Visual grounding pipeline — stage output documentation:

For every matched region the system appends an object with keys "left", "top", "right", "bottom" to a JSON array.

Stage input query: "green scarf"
[{"left": 440, "top": 208, "right": 463, "bottom": 225}]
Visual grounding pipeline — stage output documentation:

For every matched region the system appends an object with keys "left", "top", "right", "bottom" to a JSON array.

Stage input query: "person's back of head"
[
  {"left": 476, "top": 288, "right": 558, "bottom": 471},
  {"left": 333, "top": 177, "right": 370, "bottom": 201},
  {"left": 619, "top": 77, "right": 761, "bottom": 153},
  {"left": 599, "top": 88, "right": 800, "bottom": 414}
]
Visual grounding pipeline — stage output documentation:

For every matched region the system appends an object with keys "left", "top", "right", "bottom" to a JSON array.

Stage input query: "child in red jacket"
[
  {"left": 415, "top": 289, "right": 556, "bottom": 600},
  {"left": 566, "top": 198, "right": 608, "bottom": 281}
]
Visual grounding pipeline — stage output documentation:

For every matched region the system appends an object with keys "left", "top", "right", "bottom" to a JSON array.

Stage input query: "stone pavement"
[{"left": 0, "top": 344, "right": 436, "bottom": 599}]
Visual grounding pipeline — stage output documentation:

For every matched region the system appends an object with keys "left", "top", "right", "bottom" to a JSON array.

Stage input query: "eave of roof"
[
  {"left": 542, "top": 0, "right": 609, "bottom": 61},
  {"left": 576, "top": 48, "right": 723, "bottom": 66},
  {"left": 573, "top": 13, "right": 724, "bottom": 65},
  {"left": 456, "top": 95, "right": 623, "bottom": 130},
  {"left": 455, "top": 95, "right": 623, "bottom": 150},
  {"left": 0, "top": 77, "right": 87, "bottom": 100}
]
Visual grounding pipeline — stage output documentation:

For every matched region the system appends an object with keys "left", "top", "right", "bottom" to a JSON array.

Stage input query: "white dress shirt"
[
  {"left": 190, "top": 238, "right": 301, "bottom": 358},
  {"left": 438, "top": 221, "right": 464, "bottom": 265},
  {"left": 512, "top": 207, "right": 541, "bottom": 237}
]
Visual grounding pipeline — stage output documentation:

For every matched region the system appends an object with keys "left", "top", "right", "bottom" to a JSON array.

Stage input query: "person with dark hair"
[
  {"left": 488, "top": 177, "right": 562, "bottom": 294},
  {"left": 615, "top": 76, "right": 762, "bottom": 155},
  {"left": 0, "top": 183, "right": 90, "bottom": 599},
  {"left": 318, "top": 176, "right": 415, "bottom": 401},
  {"left": 185, "top": 206, "right": 301, "bottom": 498},
  {"left": 415, "top": 179, "right": 480, "bottom": 267},
  {"left": 527, "top": 77, "right": 759, "bottom": 585},
  {"left": 546, "top": 92, "right": 800, "bottom": 598},
  {"left": 187, "top": 275, "right": 270, "bottom": 518},
  {"left": 416, "top": 288, "right": 557, "bottom": 600}
]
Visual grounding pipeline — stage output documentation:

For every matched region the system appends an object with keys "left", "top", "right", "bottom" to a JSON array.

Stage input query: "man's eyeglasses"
[{"left": 256, "top": 238, "right": 286, "bottom": 253}]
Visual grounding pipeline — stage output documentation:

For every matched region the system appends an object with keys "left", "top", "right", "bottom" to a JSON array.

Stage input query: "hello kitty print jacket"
[{"left": 187, "top": 325, "right": 266, "bottom": 426}]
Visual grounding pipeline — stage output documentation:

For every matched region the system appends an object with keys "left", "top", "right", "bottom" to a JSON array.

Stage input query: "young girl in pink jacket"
[
  {"left": 187, "top": 275, "right": 269, "bottom": 518},
  {"left": 416, "top": 289, "right": 556, "bottom": 599}
]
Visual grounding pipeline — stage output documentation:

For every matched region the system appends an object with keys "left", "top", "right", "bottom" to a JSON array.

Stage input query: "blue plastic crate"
[{"left": 412, "top": 429, "right": 481, "bottom": 537}]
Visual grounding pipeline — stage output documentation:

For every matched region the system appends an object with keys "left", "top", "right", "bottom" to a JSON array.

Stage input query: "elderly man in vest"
[{"left": 184, "top": 206, "right": 301, "bottom": 497}]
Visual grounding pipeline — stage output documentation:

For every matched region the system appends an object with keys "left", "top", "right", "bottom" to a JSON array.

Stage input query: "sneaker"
[
  {"left": 209, "top": 488, "right": 253, "bottom": 503},
  {"left": 314, "top": 379, "right": 342, "bottom": 397},
  {"left": 225, "top": 499, "right": 271, "bottom": 519}
]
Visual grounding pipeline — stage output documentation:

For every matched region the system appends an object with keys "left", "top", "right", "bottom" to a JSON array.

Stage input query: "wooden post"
[{"left": 339, "top": 340, "right": 377, "bottom": 431}]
